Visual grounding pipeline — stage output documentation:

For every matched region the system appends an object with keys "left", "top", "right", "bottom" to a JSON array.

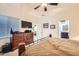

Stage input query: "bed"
[{"left": 24, "top": 38, "right": 79, "bottom": 56}]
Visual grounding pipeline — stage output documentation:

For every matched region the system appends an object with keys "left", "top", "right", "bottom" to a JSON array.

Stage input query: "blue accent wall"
[{"left": 0, "top": 15, "right": 19, "bottom": 37}]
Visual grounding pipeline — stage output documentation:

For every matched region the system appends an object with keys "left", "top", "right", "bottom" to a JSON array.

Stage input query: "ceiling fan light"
[{"left": 41, "top": 3, "right": 47, "bottom": 7}]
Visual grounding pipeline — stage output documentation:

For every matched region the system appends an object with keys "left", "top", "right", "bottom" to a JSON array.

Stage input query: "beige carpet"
[{"left": 25, "top": 38, "right": 79, "bottom": 56}]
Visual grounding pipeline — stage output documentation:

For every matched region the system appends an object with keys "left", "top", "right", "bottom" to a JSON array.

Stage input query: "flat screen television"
[{"left": 21, "top": 21, "right": 32, "bottom": 28}]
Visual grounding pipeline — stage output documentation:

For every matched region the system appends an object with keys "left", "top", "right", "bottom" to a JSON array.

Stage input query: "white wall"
[{"left": 39, "top": 18, "right": 59, "bottom": 38}]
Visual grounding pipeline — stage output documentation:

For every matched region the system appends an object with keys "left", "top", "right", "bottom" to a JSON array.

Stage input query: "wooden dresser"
[{"left": 11, "top": 32, "right": 33, "bottom": 50}]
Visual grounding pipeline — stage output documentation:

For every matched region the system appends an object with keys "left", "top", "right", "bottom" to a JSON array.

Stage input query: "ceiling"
[{"left": 0, "top": 3, "right": 79, "bottom": 23}]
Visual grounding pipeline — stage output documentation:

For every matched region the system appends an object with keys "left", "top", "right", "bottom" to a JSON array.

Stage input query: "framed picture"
[
  {"left": 50, "top": 25, "right": 55, "bottom": 29},
  {"left": 43, "top": 23, "right": 49, "bottom": 28}
]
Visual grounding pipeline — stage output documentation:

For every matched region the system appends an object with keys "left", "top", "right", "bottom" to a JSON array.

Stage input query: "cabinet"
[
  {"left": 11, "top": 32, "right": 33, "bottom": 50},
  {"left": 61, "top": 32, "right": 69, "bottom": 38}
]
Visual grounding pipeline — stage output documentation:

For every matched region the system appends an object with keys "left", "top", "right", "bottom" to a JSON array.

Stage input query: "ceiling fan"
[{"left": 34, "top": 3, "right": 58, "bottom": 11}]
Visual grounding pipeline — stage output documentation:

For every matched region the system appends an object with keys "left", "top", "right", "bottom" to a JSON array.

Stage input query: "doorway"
[{"left": 59, "top": 20, "right": 69, "bottom": 39}]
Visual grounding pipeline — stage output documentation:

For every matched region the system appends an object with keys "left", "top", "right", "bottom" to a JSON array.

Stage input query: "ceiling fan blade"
[
  {"left": 49, "top": 3, "right": 58, "bottom": 6},
  {"left": 34, "top": 5, "right": 40, "bottom": 10},
  {"left": 44, "top": 7, "right": 47, "bottom": 11}
]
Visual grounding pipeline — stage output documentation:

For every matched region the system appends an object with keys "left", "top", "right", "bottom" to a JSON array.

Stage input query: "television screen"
[{"left": 21, "top": 21, "right": 32, "bottom": 28}]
